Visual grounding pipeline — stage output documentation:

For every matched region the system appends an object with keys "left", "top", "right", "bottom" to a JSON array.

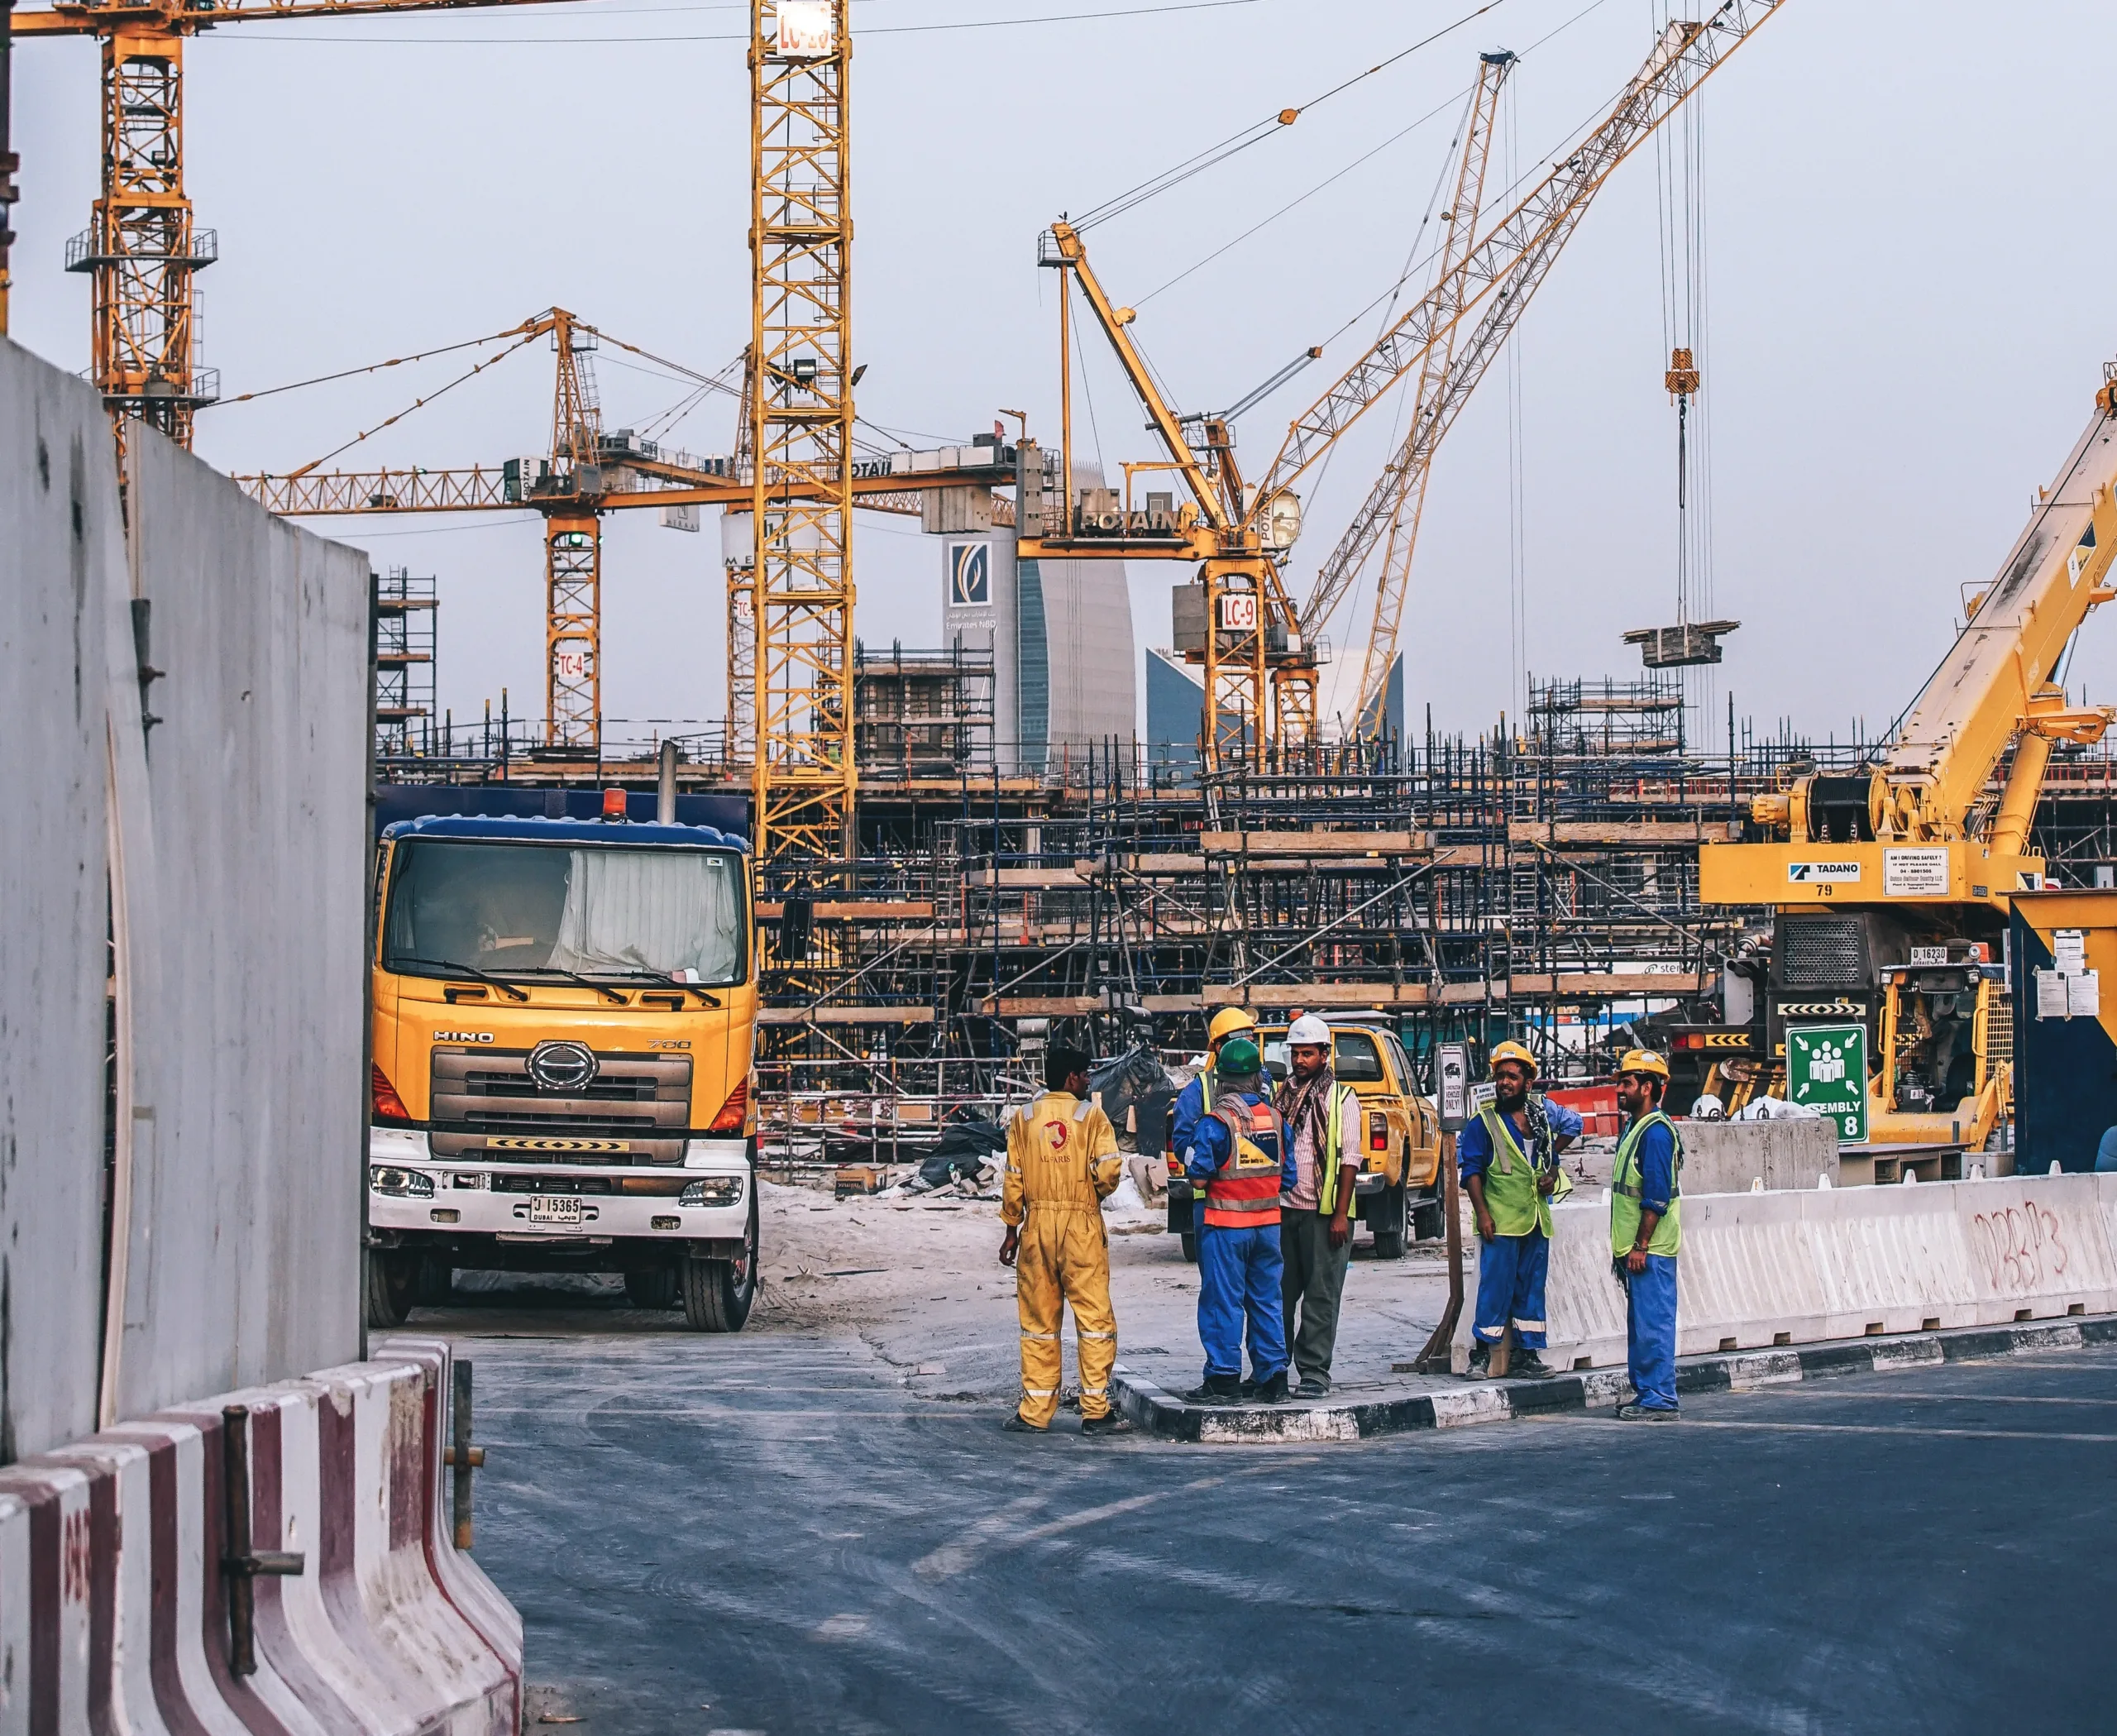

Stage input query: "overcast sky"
[{"left": 15, "top": 0, "right": 2117, "bottom": 749}]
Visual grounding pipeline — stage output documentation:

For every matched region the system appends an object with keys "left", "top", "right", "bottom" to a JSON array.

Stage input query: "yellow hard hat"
[
  {"left": 1489, "top": 1040, "right": 1538, "bottom": 1078},
  {"left": 1618, "top": 1048, "right": 1670, "bottom": 1080},
  {"left": 1207, "top": 1007, "right": 1259, "bottom": 1046}
]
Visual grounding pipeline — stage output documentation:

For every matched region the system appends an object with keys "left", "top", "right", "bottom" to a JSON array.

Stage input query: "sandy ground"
[{"left": 432, "top": 1178, "right": 1457, "bottom": 1404}]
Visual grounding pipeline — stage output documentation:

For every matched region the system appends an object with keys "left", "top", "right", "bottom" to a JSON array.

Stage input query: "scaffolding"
[{"left": 372, "top": 567, "right": 437, "bottom": 759}]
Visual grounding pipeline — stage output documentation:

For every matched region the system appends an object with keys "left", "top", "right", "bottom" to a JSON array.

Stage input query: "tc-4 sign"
[{"left": 1786, "top": 1022, "right": 1867, "bottom": 1144}]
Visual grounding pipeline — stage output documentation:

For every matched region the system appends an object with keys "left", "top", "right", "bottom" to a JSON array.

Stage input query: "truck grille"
[
  {"left": 1780, "top": 917, "right": 1867, "bottom": 989},
  {"left": 429, "top": 1048, "right": 693, "bottom": 1165}
]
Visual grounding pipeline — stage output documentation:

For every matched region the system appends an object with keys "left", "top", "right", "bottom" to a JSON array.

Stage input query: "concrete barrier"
[
  {"left": 0, "top": 1340, "right": 520, "bottom": 1733},
  {"left": 1565, "top": 1117, "right": 1838, "bottom": 1193},
  {"left": 1453, "top": 1171, "right": 2117, "bottom": 1373}
]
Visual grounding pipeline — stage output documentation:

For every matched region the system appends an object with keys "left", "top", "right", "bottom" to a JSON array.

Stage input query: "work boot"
[
  {"left": 1080, "top": 1412, "right": 1133, "bottom": 1437},
  {"left": 1615, "top": 1403, "right": 1679, "bottom": 1422},
  {"left": 1183, "top": 1374, "right": 1242, "bottom": 1404},
  {"left": 1461, "top": 1342, "right": 1492, "bottom": 1380},
  {"left": 1294, "top": 1379, "right": 1329, "bottom": 1401},
  {"left": 1254, "top": 1370, "right": 1289, "bottom": 1405},
  {"left": 1000, "top": 1411, "right": 1047, "bottom": 1434},
  {"left": 1509, "top": 1351, "right": 1558, "bottom": 1381}
]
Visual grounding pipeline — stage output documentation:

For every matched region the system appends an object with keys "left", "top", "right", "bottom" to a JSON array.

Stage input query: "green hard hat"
[{"left": 1217, "top": 1036, "right": 1262, "bottom": 1076}]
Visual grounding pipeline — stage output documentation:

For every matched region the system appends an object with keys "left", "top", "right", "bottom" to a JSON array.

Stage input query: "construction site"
[{"left": 9, "top": 0, "right": 2117, "bottom": 1729}]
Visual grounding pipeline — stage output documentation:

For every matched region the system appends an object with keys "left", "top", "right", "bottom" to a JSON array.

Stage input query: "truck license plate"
[{"left": 528, "top": 1195, "right": 584, "bottom": 1227}]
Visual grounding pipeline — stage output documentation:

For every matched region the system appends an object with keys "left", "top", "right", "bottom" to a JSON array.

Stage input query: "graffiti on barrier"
[{"left": 1968, "top": 1203, "right": 2072, "bottom": 1294}]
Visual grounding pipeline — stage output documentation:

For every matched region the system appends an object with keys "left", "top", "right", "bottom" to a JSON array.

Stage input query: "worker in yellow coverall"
[{"left": 998, "top": 1044, "right": 1132, "bottom": 1436}]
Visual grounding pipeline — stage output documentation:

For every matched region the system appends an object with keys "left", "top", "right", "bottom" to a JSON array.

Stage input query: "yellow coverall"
[{"left": 1002, "top": 1091, "right": 1124, "bottom": 1428}]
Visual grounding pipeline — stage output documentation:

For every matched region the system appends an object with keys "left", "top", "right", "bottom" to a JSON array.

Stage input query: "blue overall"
[
  {"left": 1171, "top": 1071, "right": 1211, "bottom": 1236},
  {"left": 1620, "top": 1116, "right": 1681, "bottom": 1411},
  {"left": 1456, "top": 1099, "right": 1582, "bottom": 1349},
  {"left": 1183, "top": 1094, "right": 1294, "bottom": 1383}
]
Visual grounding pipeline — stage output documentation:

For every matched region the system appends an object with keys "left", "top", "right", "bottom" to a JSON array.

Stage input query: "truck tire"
[
  {"left": 413, "top": 1255, "right": 453, "bottom": 1308},
  {"left": 683, "top": 1192, "right": 757, "bottom": 1332},
  {"left": 625, "top": 1266, "right": 680, "bottom": 1310},
  {"left": 365, "top": 1249, "right": 415, "bottom": 1328},
  {"left": 1369, "top": 1182, "right": 1408, "bottom": 1260},
  {"left": 1411, "top": 1191, "right": 1446, "bottom": 1244},
  {"left": 1179, "top": 1230, "right": 1199, "bottom": 1264}
]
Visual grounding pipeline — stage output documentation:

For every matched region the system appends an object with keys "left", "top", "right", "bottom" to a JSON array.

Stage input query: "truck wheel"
[
  {"left": 683, "top": 1192, "right": 757, "bottom": 1332},
  {"left": 413, "top": 1255, "right": 454, "bottom": 1308},
  {"left": 1179, "top": 1231, "right": 1199, "bottom": 1264},
  {"left": 365, "top": 1249, "right": 415, "bottom": 1328},
  {"left": 1370, "top": 1183, "right": 1408, "bottom": 1260},
  {"left": 625, "top": 1266, "right": 679, "bottom": 1310},
  {"left": 1411, "top": 1192, "right": 1446, "bottom": 1243}
]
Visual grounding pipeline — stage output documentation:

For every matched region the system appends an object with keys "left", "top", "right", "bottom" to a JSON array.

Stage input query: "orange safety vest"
[{"left": 1203, "top": 1099, "right": 1286, "bottom": 1228}]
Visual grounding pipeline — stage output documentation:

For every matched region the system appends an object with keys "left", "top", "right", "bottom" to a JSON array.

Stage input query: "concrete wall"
[
  {"left": 0, "top": 340, "right": 126, "bottom": 1459},
  {"left": 1567, "top": 1117, "right": 1838, "bottom": 1193},
  {"left": 109, "top": 428, "right": 371, "bottom": 1418}
]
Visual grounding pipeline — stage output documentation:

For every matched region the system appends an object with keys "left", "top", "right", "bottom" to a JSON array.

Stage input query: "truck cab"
[{"left": 366, "top": 813, "right": 758, "bottom": 1330}]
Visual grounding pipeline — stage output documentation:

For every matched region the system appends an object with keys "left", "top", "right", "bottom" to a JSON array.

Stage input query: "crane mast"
[{"left": 748, "top": 0, "right": 856, "bottom": 863}]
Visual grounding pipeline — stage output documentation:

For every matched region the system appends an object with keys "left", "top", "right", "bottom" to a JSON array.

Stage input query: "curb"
[{"left": 1111, "top": 1312, "right": 2117, "bottom": 1443}]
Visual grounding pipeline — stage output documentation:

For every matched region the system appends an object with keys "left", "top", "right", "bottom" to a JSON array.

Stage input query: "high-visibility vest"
[
  {"left": 1610, "top": 1110, "right": 1683, "bottom": 1257},
  {"left": 1203, "top": 1098, "right": 1285, "bottom": 1228},
  {"left": 1476, "top": 1105, "right": 1560, "bottom": 1239},
  {"left": 1293, "top": 1082, "right": 1362, "bottom": 1217}
]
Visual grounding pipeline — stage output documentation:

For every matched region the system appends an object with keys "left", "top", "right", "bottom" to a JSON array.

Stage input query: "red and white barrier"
[{"left": 0, "top": 1340, "right": 520, "bottom": 1734}]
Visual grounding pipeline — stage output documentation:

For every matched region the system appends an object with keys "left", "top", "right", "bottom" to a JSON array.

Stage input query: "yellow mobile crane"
[
  {"left": 1699, "top": 366, "right": 2117, "bottom": 1149},
  {"left": 1023, "top": 0, "right": 1785, "bottom": 770}
]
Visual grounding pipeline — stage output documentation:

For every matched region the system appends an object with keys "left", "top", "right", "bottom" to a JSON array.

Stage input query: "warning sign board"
[
  {"left": 1883, "top": 849, "right": 1950, "bottom": 897},
  {"left": 1785, "top": 1022, "right": 1868, "bottom": 1145}
]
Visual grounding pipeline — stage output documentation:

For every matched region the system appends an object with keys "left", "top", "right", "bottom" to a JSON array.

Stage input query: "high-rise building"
[{"left": 939, "top": 483, "right": 1134, "bottom": 776}]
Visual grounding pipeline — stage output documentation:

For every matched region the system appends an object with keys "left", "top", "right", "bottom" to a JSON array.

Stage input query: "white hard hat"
[
  {"left": 1691, "top": 1093, "right": 1726, "bottom": 1121},
  {"left": 1287, "top": 1014, "right": 1331, "bottom": 1046}
]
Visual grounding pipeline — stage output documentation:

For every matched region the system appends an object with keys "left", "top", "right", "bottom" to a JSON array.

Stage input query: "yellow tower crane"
[
  {"left": 10, "top": 0, "right": 614, "bottom": 455},
  {"left": 1030, "top": 0, "right": 1785, "bottom": 771},
  {"left": 747, "top": 0, "right": 855, "bottom": 863}
]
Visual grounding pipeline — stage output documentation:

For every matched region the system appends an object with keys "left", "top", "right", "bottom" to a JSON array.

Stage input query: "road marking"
[
  {"left": 912, "top": 1494, "right": 1054, "bottom": 1581},
  {"left": 1665, "top": 1419, "right": 2117, "bottom": 1443},
  {"left": 812, "top": 1614, "right": 869, "bottom": 1641},
  {"left": 1753, "top": 1389, "right": 2117, "bottom": 1407}
]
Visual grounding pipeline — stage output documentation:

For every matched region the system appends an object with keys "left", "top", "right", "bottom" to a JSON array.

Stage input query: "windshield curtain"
[{"left": 385, "top": 840, "right": 745, "bottom": 986}]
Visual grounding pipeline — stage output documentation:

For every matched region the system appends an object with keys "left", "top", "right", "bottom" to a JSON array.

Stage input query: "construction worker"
[
  {"left": 1455, "top": 1040, "right": 1581, "bottom": 1380},
  {"left": 1178, "top": 1035, "right": 1294, "bottom": 1404},
  {"left": 998, "top": 1045, "right": 1130, "bottom": 1437},
  {"left": 1612, "top": 1049, "right": 1683, "bottom": 1420},
  {"left": 1276, "top": 1013, "right": 1364, "bottom": 1399},
  {"left": 1168, "top": 1007, "right": 1260, "bottom": 1249}
]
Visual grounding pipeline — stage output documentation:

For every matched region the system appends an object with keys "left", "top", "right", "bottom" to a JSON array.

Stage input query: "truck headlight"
[
  {"left": 370, "top": 1165, "right": 436, "bottom": 1198},
  {"left": 681, "top": 1175, "right": 745, "bottom": 1208}
]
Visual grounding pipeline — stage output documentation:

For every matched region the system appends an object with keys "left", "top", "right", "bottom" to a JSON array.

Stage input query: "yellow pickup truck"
[{"left": 366, "top": 811, "right": 758, "bottom": 1332}]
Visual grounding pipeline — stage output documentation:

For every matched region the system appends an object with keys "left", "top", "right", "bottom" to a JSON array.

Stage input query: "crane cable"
[
  {"left": 212, "top": 319, "right": 540, "bottom": 409},
  {"left": 283, "top": 329, "right": 542, "bottom": 478},
  {"left": 1070, "top": 0, "right": 1516, "bottom": 233}
]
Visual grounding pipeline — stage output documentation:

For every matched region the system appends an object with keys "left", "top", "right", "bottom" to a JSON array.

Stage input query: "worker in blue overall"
[
  {"left": 1178, "top": 1036, "right": 1295, "bottom": 1404},
  {"left": 1611, "top": 1049, "right": 1683, "bottom": 1420},
  {"left": 1455, "top": 1040, "right": 1581, "bottom": 1380},
  {"left": 1168, "top": 1007, "right": 1261, "bottom": 1259}
]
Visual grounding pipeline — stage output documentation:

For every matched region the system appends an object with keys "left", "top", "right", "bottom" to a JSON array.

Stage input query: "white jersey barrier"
[
  {"left": 1452, "top": 1172, "right": 2117, "bottom": 1374},
  {"left": 0, "top": 1336, "right": 520, "bottom": 1734}
]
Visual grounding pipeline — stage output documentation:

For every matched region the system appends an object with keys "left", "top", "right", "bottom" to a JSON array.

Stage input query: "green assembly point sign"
[{"left": 1786, "top": 1022, "right": 1868, "bottom": 1144}]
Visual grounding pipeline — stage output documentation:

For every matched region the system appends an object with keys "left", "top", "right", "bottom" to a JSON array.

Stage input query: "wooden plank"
[
  {"left": 755, "top": 900, "right": 934, "bottom": 921},
  {"left": 986, "top": 995, "right": 1102, "bottom": 1016},
  {"left": 965, "top": 868, "right": 1087, "bottom": 888},
  {"left": 1199, "top": 974, "right": 1709, "bottom": 1009},
  {"left": 757, "top": 1005, "right": 936, "bottom": 1026},
  {"left": 1139, "top": 994, "right": 1205, "bottom": 1013},
  {"left": 1198, "top": 830, "right": 1426, "bottom": 855},
  {"left": 1508, "top": 820, "right": 1739, "bottom": 846}
]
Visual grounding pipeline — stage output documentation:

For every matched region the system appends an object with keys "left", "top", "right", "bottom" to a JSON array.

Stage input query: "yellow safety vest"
[
  {"left": 1476, "top": 1104, "right": 1569, "bottom": 1239},
  {"left": 1609, "top": 1110, "right": 1683, "bottom": 1257}
]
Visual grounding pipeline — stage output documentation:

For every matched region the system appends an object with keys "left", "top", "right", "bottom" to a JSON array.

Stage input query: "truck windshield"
[{"left": 384, "top": 840, "right": 746, "bottom": 987}]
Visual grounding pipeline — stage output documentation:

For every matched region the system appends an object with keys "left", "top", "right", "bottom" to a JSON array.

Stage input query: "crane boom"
[{"left": 1249, "top": 0, "right": 1782, "bottom": 527}]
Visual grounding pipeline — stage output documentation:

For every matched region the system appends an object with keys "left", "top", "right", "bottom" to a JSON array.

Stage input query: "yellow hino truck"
[{"left": 366, "top": 809, "right": 758, "bottom": 1331}]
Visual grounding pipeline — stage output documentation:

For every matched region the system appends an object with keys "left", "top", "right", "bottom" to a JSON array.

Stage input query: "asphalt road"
[{"left": 453, "top": 1317, "right": 2117, "bottom": 1736}]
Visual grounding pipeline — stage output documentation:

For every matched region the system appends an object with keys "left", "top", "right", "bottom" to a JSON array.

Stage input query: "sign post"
[
  {"left": 1786, "top": 1021, "right": 1869, "bottom": 1144},
  {"left": 1415, "top": 1042, "right": 1471, "bottom": 1372}
]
